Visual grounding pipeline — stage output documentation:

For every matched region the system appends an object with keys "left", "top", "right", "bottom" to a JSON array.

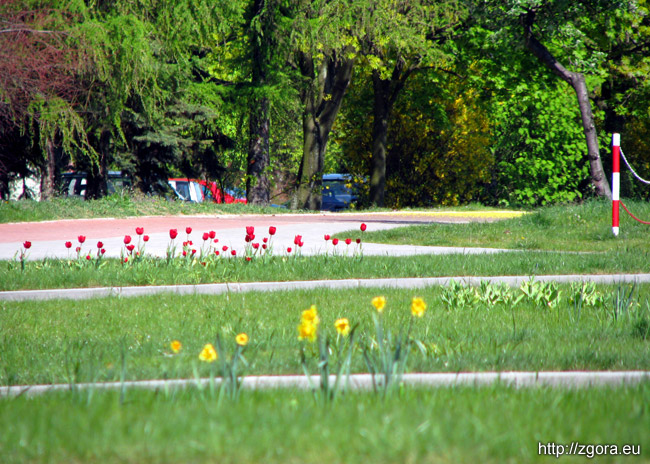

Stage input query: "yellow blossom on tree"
[
  {"left": 411, "top": 297, "right": 427, "bottom": 318},
  {"left": 371, "top": 296, "right": 386, "bottom": 313},
  {"left": 199, "top": 343, "right": 218, "bottom": 362},
  {"left": 170, "top": 340, "right": 182, "bottom": 353},
  {"left": 236, "top": 333, "right": 249, "bottom": 346},
  {"left": 334, "top": 318, "right": 350, "bottom": 336}
]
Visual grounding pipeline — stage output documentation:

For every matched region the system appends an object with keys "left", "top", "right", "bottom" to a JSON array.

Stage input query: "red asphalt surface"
[{"left": 0, "top": 213, "right": 471, "bottom": 243}]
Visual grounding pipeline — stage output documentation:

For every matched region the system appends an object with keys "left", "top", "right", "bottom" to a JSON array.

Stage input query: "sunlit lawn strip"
[
  {"left": 3, "top": 250, "right": 650, "bottom": 291},
  {"left": 348, "top": 200, "right": 650, "bottom": 253},
  {"left": 0, "top": 196, "right": 301, "bottom": 224},
  {"left": 1, "top": 285, "right": 649, "bottom": 386},
  {"left": 0, "top": 385, "right": 648, "bottom": 464}
]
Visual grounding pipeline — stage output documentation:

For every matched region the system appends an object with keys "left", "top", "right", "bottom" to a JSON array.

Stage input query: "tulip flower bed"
[{"left": 3, "top": 220, "right": 650, "bottom": 290}]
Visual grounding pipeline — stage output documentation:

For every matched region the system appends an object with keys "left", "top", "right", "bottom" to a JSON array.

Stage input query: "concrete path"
[
  {"left": 0, "top": 211, "right": 521, "bottom": 260},
  {"left": 3, "top": 273, "right": 650, "bottom": 302},
  {"left": 2, "top": 371, "right": 648, "bottom": 397}
]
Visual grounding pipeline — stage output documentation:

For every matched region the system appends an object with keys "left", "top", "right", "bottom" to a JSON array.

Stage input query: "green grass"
[
  {"left": 2, "top": 285, "right": 649, "bottom": 385},
  {"left": 0, "top": 194, "right": 299, "bottom": 223},
  {"left": 2, "top": 249, "right": 650, "bottom": 291},
  {"left": 351, "top": 200, "right": 650, "bottom": 252},
  {"left": 1, "top": 385, "right": 648, "bottom": 463}
]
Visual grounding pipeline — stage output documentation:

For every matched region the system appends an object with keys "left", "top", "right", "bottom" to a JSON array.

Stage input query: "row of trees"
[{"left": 2, "top": 0, "right": 650, "bottom": 208}]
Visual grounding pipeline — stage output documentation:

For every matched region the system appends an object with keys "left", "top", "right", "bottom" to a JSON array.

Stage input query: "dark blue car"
[{"left": 321, "top": 174, "right": 358, "bottom": 211}]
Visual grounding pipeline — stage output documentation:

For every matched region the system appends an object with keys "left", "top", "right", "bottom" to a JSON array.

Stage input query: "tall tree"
[
  {"left": 477, "top": 0, "right": 615, "bottom": 199},
  {"left": 356, "top": 0, "right": 466, "bottom": 206},
  {"left": 290, "top": 0, "right": 360, "bottom": 210}
]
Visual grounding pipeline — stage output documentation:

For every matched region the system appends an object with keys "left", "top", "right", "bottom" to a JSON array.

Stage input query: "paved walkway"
[
  {"left": 2, "top": 371, "right": 648, "bottom": 397},
  {"left": 0, "top": 211, "right": 522, "bottom": 260},
  {"left": 2, "top": 273, "right": 650, "bottom": 301}
]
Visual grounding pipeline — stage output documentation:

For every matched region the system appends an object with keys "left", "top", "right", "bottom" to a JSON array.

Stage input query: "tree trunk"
[
  {"left": 246, "top": 0, "right": 271, "bottom": 205},
  {"left": 293, "top": 51, "right": 354, "bottom": 210},
  {"left": 247, "top": 96, "right": 271, "bottom": 205},
  {"left": 86, "top": 130, "right": 109, "bottom": 199},
  {"left": 41, "top": 138, "right": 56, "bottom": 200},
  {"left": 522, "top": 13, "right": 611, "bottom": 199},
  {"left": 369, "top": 74, "right": 391, "bottom": 207}
]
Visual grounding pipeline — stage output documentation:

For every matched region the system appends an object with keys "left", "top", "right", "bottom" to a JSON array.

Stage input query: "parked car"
[
  {"left": 321, "top": 173, "right": 361, "bottom": 211},
  {"left": 168, "top": 178, "right": 247, "bottom": 204},
  {"left": 61, "top": 171, "right": 132, "bottom": 198}
]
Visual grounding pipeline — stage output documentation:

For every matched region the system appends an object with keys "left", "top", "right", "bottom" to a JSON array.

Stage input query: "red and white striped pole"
[{"left": 612, "top": 133, "right": 621, "bottom": 236}]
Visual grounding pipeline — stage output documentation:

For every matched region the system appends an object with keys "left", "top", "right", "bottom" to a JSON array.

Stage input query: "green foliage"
[
  {"left": 336, "top": 68, "right": 492, "bottom": 207},
  {"left": 489, "top": 79, "right": 591, "bottom": 206}
]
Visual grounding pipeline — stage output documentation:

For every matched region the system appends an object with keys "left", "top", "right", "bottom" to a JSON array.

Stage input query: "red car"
[{"left": 168, "top": 178, "right": 247, "bottom": 204}]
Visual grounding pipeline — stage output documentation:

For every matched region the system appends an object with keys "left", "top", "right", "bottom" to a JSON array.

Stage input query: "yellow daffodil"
[
  {"left": 298, "top": 320, "right": 318, "bottom": 342},
  {"left": 170, "top": 340, "right": 182, "bottom": 353},
  {"left": 334, "top": 318, "right": 350, "bottom": 336},
  {"left": 371, "top": 296, "right": 386, "bottom": 313},
  {"left": 236, "top": 333, "right": 249, "bottom": 346},
  {"left": 199, "top": 343, "right": 218, "bottom": 362},
  {"left": 411, "top": 297, "right": 427, "bottom": 318},
  {"left": 301, "top": 305, "right": 320, "bottom": 326}
]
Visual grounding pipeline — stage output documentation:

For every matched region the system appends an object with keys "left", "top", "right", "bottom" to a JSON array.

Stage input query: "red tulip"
[
  {"left": 287, "top": 247, "right": 292, "bottom": 253},
  {"left": 97, "top": 241, "right": 103, "bottom": 248},
  {"left": 136, "top": 227, "right": 144, "bottom": 235},
  {"left": 246, "top": 257, "right": 251, "bottom": 262},
  {"left": 202, "top": 232, "right": 209, "bottom": 241},
  {"left": 324, "top": 234, "right": 330, "bottom": 241},
  {"left": 298, "top": 240, "right": 304, "bottom": 247},
  {"left": 209, "top": 231, "right": 216, "bottom": 239},
  {"left": 127, "top": 244, "right": 135, "bottom": 252},
  {"left": 262, "top": 244, "right": 267, "bottom": 250},
  {"left": 143, "top": 235, "right": 149, "bottom": 242},
  {"left": 294, "top": 235, "right": 302, "bottom": 245},
  {"left": 332, "top": 238, "right": 339, "bottom": 245},
  {"left": 169, "top": 229, "right": 178, "bottom": 239},
  {"left": 269, "top": 226, "right": 276, "bottom": 235},
  {"left": 360, "top": 223, "right": 367, "bottom": 232},
  {"left": 356, "top": 238, "right": 361, "bottom": 244},
  {"left": 263, "top": 237, "right": 268, "bottom": 243},
  {"left": 124, "top": 257, "right": 128, "bottom": 263},
  {"left": 253, "top": 243, "right": 260, "bottom": 250},
  {"left": 215, "top": 250, "right": 220, "bottom": 256},
  {"left": 101, "top": 248, "right": 106, "bottom": 254},
  {"left": 231, "top": 249, "right": 236, "bottom": 256},
  {"left": 23, "top": 241, "right": 31, "bottom": 249},
  {"left": 246, "top": 226, "right": 255, "bottom": 236},
  {"left": 65, "top": 241, "right": 72, "bottom": 249},
  {"left": 213, "top": 238, "right": 219, "bottom": 243},
  {"left": 76, "top": 246, "right": 81, "bottom": 253},
  {"left": 245, "top": 235, "right": 252, "bottom": 243},
  {"left": 86, "top": 255, "right": 91, "bottom": 260},
  {"left": 124, "top": 235, "right": 132, "bottom": 245},
  {"left": 191, "top": 249, "right": 196, "bottom": 255},
  {"left": 186, "top": 227, "right": 192, "bottom": 234},
  {"left": 78, "top": 235, "right": 86, "bottom": 244},
  {"left": 182, "top": 251, "right": 187, "bottom": 257},
  {"left": 345, "top": 238, "right": 352, "bottom": 245},
  {"left": 222, "top": 246, "right": 228, "bottom": 252}
]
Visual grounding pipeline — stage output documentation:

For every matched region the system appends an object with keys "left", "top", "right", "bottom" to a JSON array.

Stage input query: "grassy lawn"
[
  {"left": 0, "top": 195, "right": 293, "bottom": 223},
  {"left": 2, "top": 286, "right": 649, "bottom": 386},
  {"left": 351, "top": 200, "right": 650, "bottom": 252},
  {"left": 2, "top": 250, "right": 650, "bottom": 291},
  {"left": 3, "top": 199, "right": 649, "bottom": 463},
  {"left": 1, "top": 386, "right": 647, "bottom": 464}
]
